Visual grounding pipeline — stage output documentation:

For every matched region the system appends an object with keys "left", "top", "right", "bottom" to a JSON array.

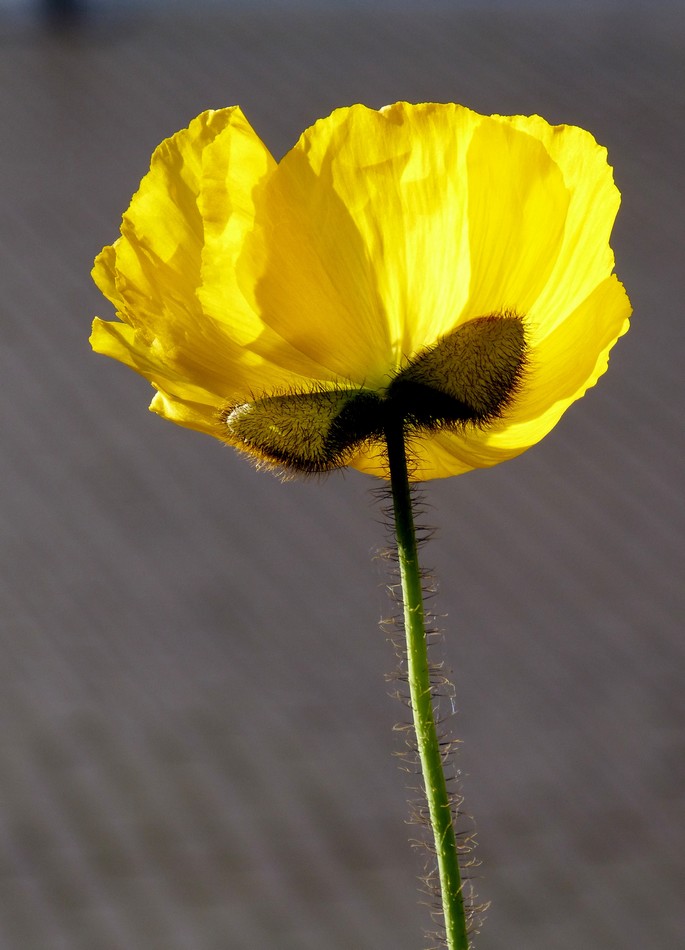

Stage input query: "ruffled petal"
[
  {"left": 92, "top": 108, "right": 331, "bottom": 409},
  {"left": 90, "top": 318, "right": 221, "bottom": 422}
]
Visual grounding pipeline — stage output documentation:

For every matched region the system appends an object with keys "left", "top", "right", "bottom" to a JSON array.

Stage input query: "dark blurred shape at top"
[{"left": 42, "top": 0, "right": 86, "bottom": 31}]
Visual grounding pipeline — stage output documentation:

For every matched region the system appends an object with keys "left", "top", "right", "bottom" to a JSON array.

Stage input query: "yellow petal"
[
  {"left": 508, "top": 116, "right": 622, "bottom": 339},
  {"left": 90, "top": 318, "right": 221, "bottom": 413},
  {"left": 91, "top": 108, "right": 332, "bottom": 411},
  {"left": 498, "top": 275, "right": 631, "bottom": 433},
  {"left": 149, "top": 389, "right": 224, "bottom": 439},
  {"left": 461, "top": 117, "right": 569, "bottom": 319},
  {"left": 241, "top": 103, "right": 482, "bottom": 384},
  {"left": 196, "top": 110, "right": 347, "bottom": 384}
]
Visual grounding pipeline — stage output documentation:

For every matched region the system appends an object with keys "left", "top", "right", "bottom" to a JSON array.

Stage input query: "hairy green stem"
[{"left": 385, "top": 416, "right": 469, "bottom": 950}]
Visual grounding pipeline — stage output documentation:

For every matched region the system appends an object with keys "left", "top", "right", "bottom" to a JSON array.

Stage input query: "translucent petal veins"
[{"left": 224, "top": 313, "right": 528, "bottom": 473}]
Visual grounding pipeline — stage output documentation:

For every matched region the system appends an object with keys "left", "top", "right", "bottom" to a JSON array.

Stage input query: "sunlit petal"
[{"left": 91, "top": 102, "right": 630, "bottom": 480}]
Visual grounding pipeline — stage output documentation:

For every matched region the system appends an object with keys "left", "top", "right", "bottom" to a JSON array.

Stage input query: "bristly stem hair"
[{"left": 384, "top": 414, "right": 470, "bottom": 950}]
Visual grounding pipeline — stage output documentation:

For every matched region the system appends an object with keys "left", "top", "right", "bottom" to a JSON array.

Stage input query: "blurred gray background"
[{"left": 0, "top": 1, "right": 683, "bottom": 948}]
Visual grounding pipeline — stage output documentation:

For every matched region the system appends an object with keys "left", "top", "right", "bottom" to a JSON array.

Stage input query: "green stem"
[{"left": 385, "top": 416, "right": 469, "bottom": 950}]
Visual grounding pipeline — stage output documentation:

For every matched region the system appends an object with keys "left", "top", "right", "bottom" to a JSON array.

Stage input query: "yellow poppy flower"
[{"left": 90, "top": 102, "right": 630, "bottom": 480}]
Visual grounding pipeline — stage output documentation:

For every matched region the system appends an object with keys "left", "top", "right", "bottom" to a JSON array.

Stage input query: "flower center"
[{"left": 224, "top": 313, "right": 526, "bottom": 473}]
